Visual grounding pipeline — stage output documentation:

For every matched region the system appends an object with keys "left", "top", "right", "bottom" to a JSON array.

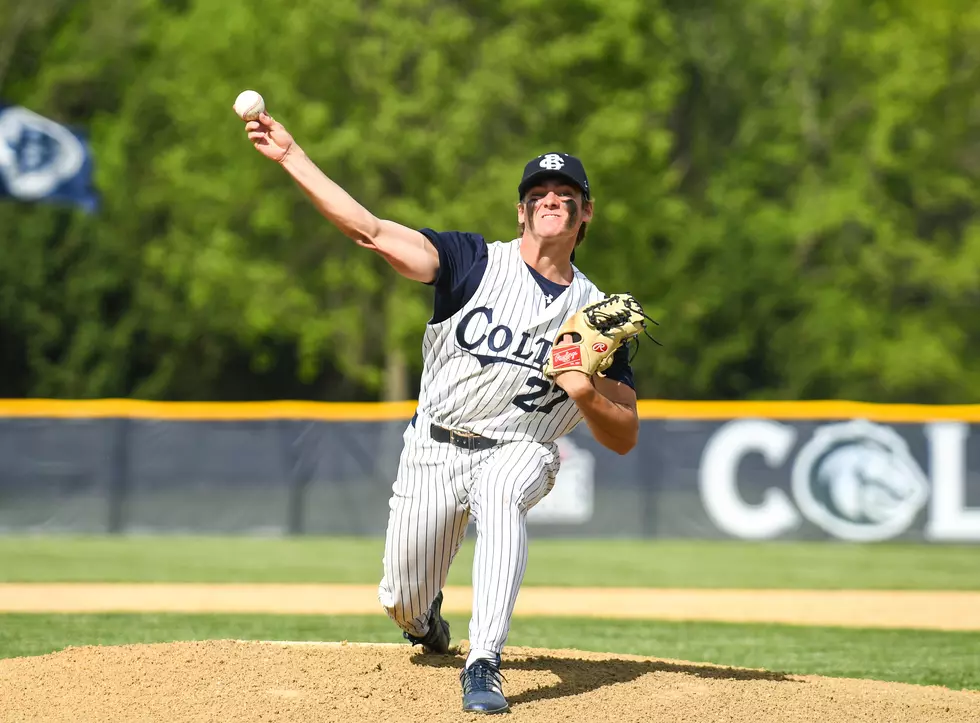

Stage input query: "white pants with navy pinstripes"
[{"left": 377, "top": 415, "right": 559, "bottom": 662}]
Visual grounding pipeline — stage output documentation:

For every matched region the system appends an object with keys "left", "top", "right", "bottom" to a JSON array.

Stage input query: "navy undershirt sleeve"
[
  {"left": 417, "top": 228, "right": 635, "bottom": 389},
  {"left": 602, "top": 344, "right": 635, "bottom": 389},
  {"left": 419, "top": 228, "right": 489, "bottom": 324}
]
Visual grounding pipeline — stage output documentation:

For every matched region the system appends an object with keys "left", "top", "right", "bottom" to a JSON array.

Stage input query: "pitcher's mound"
[{"left": 0, "top": 640, "right": 976, "bottom": 722}]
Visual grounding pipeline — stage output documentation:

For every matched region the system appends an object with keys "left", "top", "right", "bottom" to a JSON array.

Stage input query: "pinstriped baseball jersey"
[
  {"left": 378, "top": 220, "right": 635, "bottom": 677},
  {"left": 416, "top": 238, "right": 606, "bottom": 444}
]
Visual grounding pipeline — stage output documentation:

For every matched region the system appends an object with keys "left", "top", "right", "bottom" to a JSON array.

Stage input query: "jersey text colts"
[{"left": 417, "top": 240, "right": 605, "bottom": 443}]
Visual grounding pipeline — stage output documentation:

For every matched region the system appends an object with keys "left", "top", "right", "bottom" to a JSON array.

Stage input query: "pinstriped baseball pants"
[{"left": 377, "top": 417, "right": 559, "bottom": 660}]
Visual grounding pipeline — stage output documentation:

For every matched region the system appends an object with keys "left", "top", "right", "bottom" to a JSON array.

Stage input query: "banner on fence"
[
  {"left": 0, "top": 401, "right": 977, "bottom": 541},
  {"left": 693, "top": 418, "right": 978, "bottom": 542}
]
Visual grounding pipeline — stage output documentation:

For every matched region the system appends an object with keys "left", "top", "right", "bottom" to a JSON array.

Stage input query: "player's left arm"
[{"left": 555, "top": 373, "right": 638, "bottom": 455}]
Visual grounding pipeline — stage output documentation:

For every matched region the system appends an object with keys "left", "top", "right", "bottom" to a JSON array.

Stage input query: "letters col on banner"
[
  {"left": 0, "top": 102, "right": 99, "bottom": 212},
  {"left": 697, "top": 418, "right": 980, "bottom": 543}
]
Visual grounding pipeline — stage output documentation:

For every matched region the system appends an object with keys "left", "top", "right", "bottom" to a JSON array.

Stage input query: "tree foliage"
[{"left": 1, "top": 0, "right": 978, "bottom": 402}]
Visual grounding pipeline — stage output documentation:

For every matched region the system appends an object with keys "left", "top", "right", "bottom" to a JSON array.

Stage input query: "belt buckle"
[{"left": 450, "top": 430, "right": 478, "bottom": 449}]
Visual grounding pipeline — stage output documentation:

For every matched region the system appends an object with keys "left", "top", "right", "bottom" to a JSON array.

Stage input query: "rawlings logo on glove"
[
  {"left": 542, "top": 293, "right": 659, "bottom": 378},
  {"left": 551, "top": 346, "right": 584, "bottom": 370}
]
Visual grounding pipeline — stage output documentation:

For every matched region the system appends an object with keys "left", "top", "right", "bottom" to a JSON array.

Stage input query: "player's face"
[{"left": 521, "top": 181, "right": 588, "bottom": 238}]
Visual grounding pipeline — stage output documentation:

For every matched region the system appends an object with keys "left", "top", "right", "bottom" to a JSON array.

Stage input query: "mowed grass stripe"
[
  {"left": 0, "top": 613, "right": 977, "bottom": 691},
  {"left": 1, "top": 537, "right": 978, "bottom": 589}
]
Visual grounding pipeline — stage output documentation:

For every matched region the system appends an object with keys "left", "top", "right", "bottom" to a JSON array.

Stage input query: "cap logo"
[{"left": 539, "top": 154, "right": 565, "bottom": 170}]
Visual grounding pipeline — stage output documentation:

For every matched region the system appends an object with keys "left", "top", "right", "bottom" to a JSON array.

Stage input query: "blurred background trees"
[{"left": 1, "top": 0, "right": 978, "bottom": 402}]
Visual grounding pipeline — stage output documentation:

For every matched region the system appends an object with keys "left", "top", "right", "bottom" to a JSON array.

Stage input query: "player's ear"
[
  {"left": 582, "top": 199, "right": 594, "bottom": 223},
  {"left": 517, "top": 201, "right": 526, "bottom": 224}
]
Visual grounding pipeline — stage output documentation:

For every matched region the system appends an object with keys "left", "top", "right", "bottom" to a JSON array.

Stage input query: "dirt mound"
[{"left": 0, "top": 640, "right": 976, "bottom": 723}]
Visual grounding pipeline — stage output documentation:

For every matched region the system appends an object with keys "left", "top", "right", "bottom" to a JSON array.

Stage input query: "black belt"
[{"left": 429, "top": 423, "right": 498, "bottom": 451}]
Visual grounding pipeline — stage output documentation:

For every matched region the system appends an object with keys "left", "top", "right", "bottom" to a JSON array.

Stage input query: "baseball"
[{"left": 233, "top": 90, "right": 265, "bottom": 121}]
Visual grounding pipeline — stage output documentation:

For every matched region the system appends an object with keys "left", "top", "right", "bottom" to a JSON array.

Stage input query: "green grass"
[
  {"left": 3, "top": 538, "right": 976, "bottom": 693},
  {"left": 1, "top": 536, "right": 978, "bottom": 588},
  {"left": 1, "top": 613, "right": 977, "bottom": 691}
]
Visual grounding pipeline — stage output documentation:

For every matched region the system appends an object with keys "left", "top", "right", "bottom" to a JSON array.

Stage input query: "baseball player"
[{"left": 242, "top": 111, "right": 643, "bottom": 714}]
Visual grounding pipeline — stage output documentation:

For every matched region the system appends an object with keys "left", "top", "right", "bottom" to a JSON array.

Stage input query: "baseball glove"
[{"left": 542, "top": 293, "right": 659, "bottom": 378}]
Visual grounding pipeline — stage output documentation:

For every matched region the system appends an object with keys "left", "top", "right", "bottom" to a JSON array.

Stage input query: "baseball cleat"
[
  {"left": 460, "top": 657, "right": 509, "bottom": 714},
  {"left": 403, "top": 590, "right": 452, "bottom": 654}
]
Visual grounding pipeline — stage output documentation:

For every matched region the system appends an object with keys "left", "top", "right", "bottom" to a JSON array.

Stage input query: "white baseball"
[{"left": 233, "top": 90, "right": 265, "bottom": 121}]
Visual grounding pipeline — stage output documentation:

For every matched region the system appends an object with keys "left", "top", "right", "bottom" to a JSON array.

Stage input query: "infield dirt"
[
  {"left": 1, "top": 586, "right": 977, "bottom": 722},
  {"left": 0, "top": 584, "right": 978, "bottom": 630},
  {"left": 1, "top": 639, "right": 977, "bottom": 723}
]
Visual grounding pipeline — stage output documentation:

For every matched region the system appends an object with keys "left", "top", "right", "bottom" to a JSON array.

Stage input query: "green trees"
[
  {"left": 662, "top": 0, "right": 980, "bottom": 402},
  {"left": 1, "top": 0, "right": 977, "bottom": 401}
]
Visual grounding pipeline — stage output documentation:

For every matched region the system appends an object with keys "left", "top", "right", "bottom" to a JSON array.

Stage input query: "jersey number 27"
[{"left": 512, "top": 377, "right": 568, "bottom": 414}]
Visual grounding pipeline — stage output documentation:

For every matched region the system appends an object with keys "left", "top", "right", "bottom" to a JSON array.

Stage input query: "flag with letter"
[{"left": 0, "top": 102, "right": 99, "bottom": 212}]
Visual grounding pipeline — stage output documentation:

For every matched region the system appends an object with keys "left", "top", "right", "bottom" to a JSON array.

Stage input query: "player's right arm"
[{"left": 243, "top": 112, "right": 439, "bottom": 284}]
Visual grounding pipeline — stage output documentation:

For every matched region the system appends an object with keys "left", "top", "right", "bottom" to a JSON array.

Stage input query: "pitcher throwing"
[{"left": 240, "top": 107, "right": 654, "bottom": 714}]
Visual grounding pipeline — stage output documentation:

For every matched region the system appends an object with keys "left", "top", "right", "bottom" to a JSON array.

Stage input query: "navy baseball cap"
[{"left": 518, "top": 152, "right": 591, "bottom": 201}]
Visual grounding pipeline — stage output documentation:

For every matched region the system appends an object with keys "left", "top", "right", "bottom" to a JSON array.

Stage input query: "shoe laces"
[{"left": 460, "top": 659, "right": 505, "bottom": 694}]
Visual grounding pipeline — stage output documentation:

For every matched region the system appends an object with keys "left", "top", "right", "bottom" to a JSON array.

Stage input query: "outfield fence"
[{"left": 1, "top": 400, "right": 978, "bottom": 542}]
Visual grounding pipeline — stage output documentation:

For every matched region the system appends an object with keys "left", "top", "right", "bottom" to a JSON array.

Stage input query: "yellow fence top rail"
[
  {"left": 0, "top": 399, "right": 416, "bottom": 421},
  {"left": 1, "top": 399, "right": 979, "bottom": 422}
]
